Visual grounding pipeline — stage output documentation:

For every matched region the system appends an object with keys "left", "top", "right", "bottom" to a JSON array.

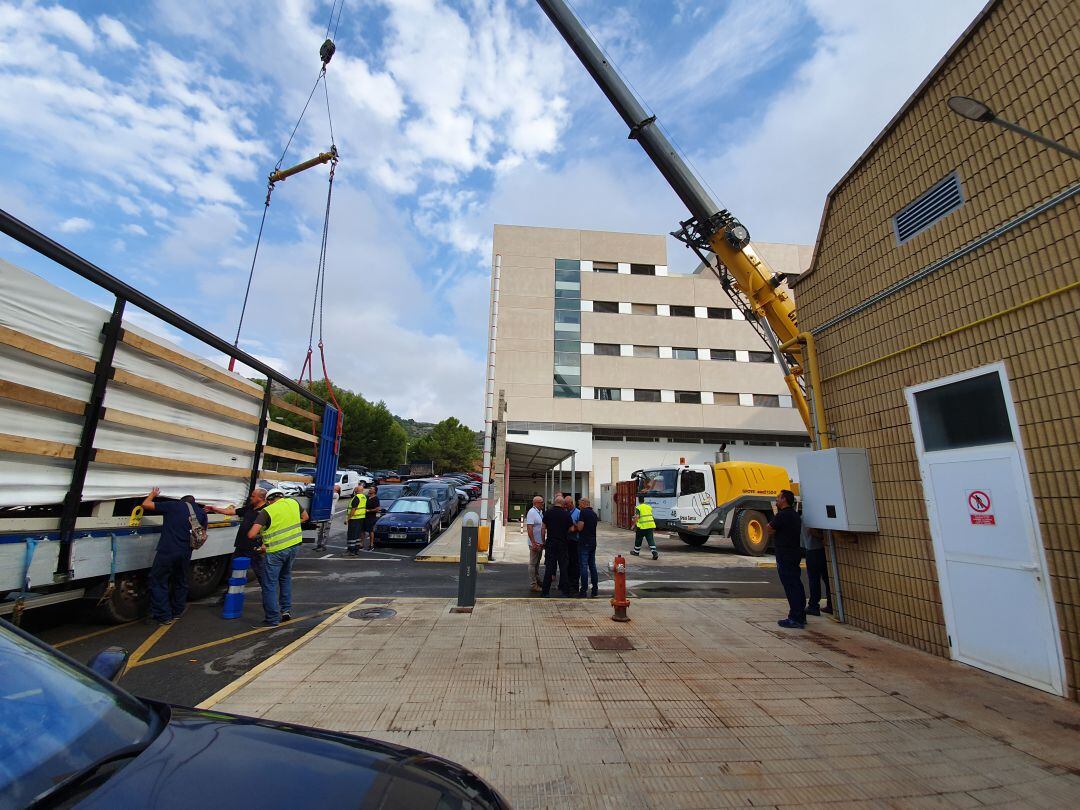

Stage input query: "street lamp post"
[{"left": 947, "top": 96, "right": 1080, "bottom": 160}]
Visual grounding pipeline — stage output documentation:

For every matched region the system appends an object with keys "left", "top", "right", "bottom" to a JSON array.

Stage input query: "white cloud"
[
  {"left": 58, "top": 216, "right": 92, "bottom": 233},
  {"left": 122, "top": 223, "right": 148, "bottom": 236},
  {"left": 97, "top": 15, "right": 136, "bottom": 50}
]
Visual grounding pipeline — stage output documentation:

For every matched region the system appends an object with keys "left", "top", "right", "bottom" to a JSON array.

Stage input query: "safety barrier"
[{"left": 222, "top": 556, "right": 250, "bottom": 619}]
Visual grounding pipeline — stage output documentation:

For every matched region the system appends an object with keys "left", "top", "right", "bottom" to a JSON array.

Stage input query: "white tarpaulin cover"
[{"left": 0, "top": 259, "right": 272, "bottom": 507}]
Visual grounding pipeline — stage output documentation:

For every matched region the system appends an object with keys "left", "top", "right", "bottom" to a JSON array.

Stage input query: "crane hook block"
[
  {"left": 320, "top": 38, "right": 336, "bottom": 65},
  {"left": 268, "top": 147, "right": 338, "bottom": 185}
]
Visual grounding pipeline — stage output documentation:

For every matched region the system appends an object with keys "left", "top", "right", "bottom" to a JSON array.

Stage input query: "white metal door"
[{"left": 907, "top": 364, "right": 1064, "bottom": 695}]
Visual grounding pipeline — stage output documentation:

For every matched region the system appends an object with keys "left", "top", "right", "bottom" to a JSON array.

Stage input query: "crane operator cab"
[{"left": 633, "top": 462, "right": 797, "bottom": 556}]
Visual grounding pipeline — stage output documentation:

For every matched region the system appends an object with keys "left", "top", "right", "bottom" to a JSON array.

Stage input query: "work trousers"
[
  {"left": 579, "top": 540, "right": 598, "bottom": 593},
  {"left": 805, "top": 547, "right": 832, "bottom": 608},
  {"left": 149, "top": 547, "right": 190, "bottom": 622},
  {"left": 528, "top": 546, "right": 543, "bottom": 589},
  {"left": 634, "top": 528, "right": 656, "bottom": 551},
  {"left": 542, "top": 537, "right": 570, "bottom": 595},
  {"left": 260, "top": 544, "right": 298, "bottom": 625},
  {"left": 566, "top": 537, "right": 580, "bottom": 588},
  {"left": 775, "top": 549, "right": 806, "bottom": 624},
  {"left": 346, "top": 519, "right": 363, "bottom": 550}
]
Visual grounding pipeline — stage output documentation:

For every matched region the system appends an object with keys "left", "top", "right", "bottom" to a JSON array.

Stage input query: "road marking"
[
  {"left": 302, "top": 557, "right": 401, "bottom": 562},
  {"left": 319, "top": 554, "right": 333, "bottom": 559},
  {"left": 127, "top": 621, "right": 174, "bottom": 667},
  {"left": 129, "top": 604, "right": 345, "bottom": 669},
  {"left": 53, "top": 620, "right": 138, "bottom": 649},
  {"left": 195, "top": 597, "right": 365, "bottom": 709}
]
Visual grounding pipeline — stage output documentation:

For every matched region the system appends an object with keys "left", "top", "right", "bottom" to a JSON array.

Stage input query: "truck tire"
[
  {"left": 92, "top": 572, "right": 150, "bottom": 624},
  {"left": 187, "top": 556, "right": 229, "bottom": 601},
  {"left": 732, "top": 510, "right": 770, "bottom": 556},
  {"left": 678, "top": 532, "right": 709, "bottom": 547}
]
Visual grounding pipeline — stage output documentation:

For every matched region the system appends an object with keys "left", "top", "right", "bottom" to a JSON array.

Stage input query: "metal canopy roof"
[{"left": 506, "top": 440, "right": 576, "bottom": 474}]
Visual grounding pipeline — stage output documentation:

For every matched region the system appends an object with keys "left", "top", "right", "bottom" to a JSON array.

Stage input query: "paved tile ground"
[{"left": 211, "top": 598, "right": 1080, "bottom": 809}]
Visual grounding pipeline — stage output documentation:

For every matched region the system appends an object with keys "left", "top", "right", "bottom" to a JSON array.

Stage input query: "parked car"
[
  {"left": 402, "top": 480, "right": 457, "bottom": 528},
  {"left": 373, "top": 483, "right": 407, "bottom": 505},
  {"left": 0, "top": 619, "right": 510, "bottom": 810},
  {"left": 454, "top": 488, "right": 469, "bottom": 508},
  {"left": 372, "top": 497, "right": 443, "bottom": 546},
  {"left": 334, "top": 469, "right": 371, "bottom": 498},
  {"left": 294, "top": 466, "right": 317, "bottom": 477}
]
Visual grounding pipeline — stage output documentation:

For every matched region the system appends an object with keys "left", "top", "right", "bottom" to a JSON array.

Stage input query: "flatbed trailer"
[{"left": 0, "top": 208, "right": 341, "bottom": 622}]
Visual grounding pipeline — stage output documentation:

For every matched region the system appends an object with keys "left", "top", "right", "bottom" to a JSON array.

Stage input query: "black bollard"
[{"left": 454, "top": 512, "right": 479, "bottom": 612}]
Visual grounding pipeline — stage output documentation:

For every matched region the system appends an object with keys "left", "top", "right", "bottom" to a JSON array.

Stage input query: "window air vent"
[{"left": 892, "top": 171, "right": 964, "bottom": 245}]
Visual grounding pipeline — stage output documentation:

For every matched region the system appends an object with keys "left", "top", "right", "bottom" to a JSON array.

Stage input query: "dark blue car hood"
[
  {"left": 76, "top": 705, "right": 507, "bottom": 809},
  {"left": 376, "top": 512, "right": 432, "bottom": 527}
]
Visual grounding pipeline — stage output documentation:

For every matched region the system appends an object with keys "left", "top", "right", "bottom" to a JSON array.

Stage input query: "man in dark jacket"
[
  {"left": 766, "top": 489, "right": 805, "bottom": 629},
  {"left": 575, "top": 498, "right": 600, "bottom": 597},
  {"left": 141, "top": 487, "right": 207, "bottom": 626},
  {"left": 206, "top": 487, "right": 268, "bottom": 600}
]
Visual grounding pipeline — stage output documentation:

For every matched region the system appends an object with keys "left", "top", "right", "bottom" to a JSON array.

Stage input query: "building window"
[
  {"left": 753, "top": 394, "right": 780, "bottom": 407},
  {"left": 714, "top": 392, "right": 740, "bottom": 406},
  {"left": 630, "top": 263, "right": 655, "bottom": 275},
  {"left": 594, "top": 387, "right": 621, "bottom": 401},
  {"left": 675, "top": 391, "right": 701, "bottom": 404},
  {"left": 748, "top": 351, "right": 774, "bottom": 363},
  {"left": 892, "top": 171, "right": 964, "bottom": 245},
  {"left": 635, "top": 389, "right": 661, "bottom": 402},
  {"left": 553, "top": 384, "right": 581, "bottom": 398},
  {"left": 554, "top": 352, "right": 580, "bottom": 367},
  {"left": 707, "top": 307, "right": 732, "bottom": 319},
  {"left": 555, "top": 259, "right": 581, "bottom": 272},
  {"left": 554, "top": 296, "right": 579, "bottom": 311},
  {"left": 669, "top": 305, "right": 694, "bottom": 317},
  {"left": 633, "top": 345, "right": 659, "bottom": 358},
  {"left": 631, "top": 303, "right": 656, "bottom": 316},
  {"left": 593, "top": 343, "right": 619, "bottom": 356},
  {"left": 554, "top": 260, "right": 581, "bottom": 401},
  {"left": 554, "top": 340, "right": 580, "bottom": 353},
  {"left": 593, "top": 261, "right": 618, "bottom": 273},
  {"left": 672, "top": 347, "right": 697, "bottom": 360},
  {"left": 710, "top": 349, "right": 736, "bottom": 361},
  {"left": 592, "top": 300, "right": 619, "bottom": 314}
]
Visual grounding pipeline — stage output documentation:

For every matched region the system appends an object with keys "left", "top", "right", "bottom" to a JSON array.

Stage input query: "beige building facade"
[
  {"left": 490, "top": 224, "right": 810, "bottom": 508},
  {"left": 795, "top": 0, "right": 1078, "bottom": 698}
]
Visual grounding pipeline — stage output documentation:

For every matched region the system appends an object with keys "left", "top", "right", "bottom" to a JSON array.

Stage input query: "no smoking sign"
[{"left": 967, "top": 490, "right": 995, "bottom": 525}]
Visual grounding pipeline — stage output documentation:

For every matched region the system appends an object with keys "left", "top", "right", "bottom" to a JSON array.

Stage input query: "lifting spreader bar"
[{"left": 268, "top": 145, "right": 338, "bottom": 185}]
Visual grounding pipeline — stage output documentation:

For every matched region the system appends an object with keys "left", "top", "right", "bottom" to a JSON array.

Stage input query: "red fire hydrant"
[{"left": 610, "top": 554, "right": 630, "bottom": 622}]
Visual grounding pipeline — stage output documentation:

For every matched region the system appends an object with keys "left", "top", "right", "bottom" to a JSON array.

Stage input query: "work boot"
[
  {"left": 590, "top": 587, "right": 598, "bottom": 598},
  {"left": 805, "top": 604, "right": 821, "bottom": 616},
  {"left": 821, "top": 604, "right": 834, "bottom": 615},
  {"left": 777, "top": 618, "right": 806, "bottom": 629},
  {"left": 281, "top": 612, "right": 292, "bottom": 621},
  {"left": 578, "top": 588, "right": 587, "bottom": 597},
  {"left": 630, "top": 549, "right": 640, "bottom": 556},
  {"left": 651, "top": 550, "right": 659, "bottom": 560}
]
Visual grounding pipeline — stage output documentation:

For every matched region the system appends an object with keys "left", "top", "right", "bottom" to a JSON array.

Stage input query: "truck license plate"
[{"left": 390, "top": 533, "right": 407, "bottom": 539}]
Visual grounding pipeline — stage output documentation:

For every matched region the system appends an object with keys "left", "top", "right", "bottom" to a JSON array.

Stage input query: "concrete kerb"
[
  {"left": 414, "top": 509, "right": 470, "bottom": 563},
  {"left": 195, "top": 595, "right": 367, "bottom": 710}
]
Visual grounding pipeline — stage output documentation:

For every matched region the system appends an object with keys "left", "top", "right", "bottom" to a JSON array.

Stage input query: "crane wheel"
[
  {"left": 732, "top": 510, "right": 770, "bottom": 556},
  {"left": 678, "top": 532, "right": 709, "bottom": 547}
]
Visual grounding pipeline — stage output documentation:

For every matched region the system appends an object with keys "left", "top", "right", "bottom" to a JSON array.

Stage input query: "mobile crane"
[{"left": 537, "top": 0, "right": 825, "bottom": 554}]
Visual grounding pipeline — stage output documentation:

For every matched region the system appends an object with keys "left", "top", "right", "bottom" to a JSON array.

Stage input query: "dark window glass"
[
  {"left": 555, "top": 259, "right": 581, "bottom": 273},
  {"left": 554, "top": 287, "right": 580, "bottom": 299},
  {"left": 554, "top": 321, "right": 580, "bottom": 334},
  {"left": 554, "top": 309, "right": 580, "bottom": 324},
  {"left": 679, "top": 470, "right": 706, "bottom": 495},
  {"left": 593, "top": 261, "right": 618, "bottom": 273},
  {"left": 753, "top": 394, "right": 780, "bottom": 407},
  {"left": 915, "top": 372, "right": 1012, "bottom": 451},
  {"left": 593, "top": 343, "right": 620, "bottom": 356},
  {"left": 553, "top": 372, "right": 580, "bottom": 386},
  {"left": 594, "top": 387, "right": 621, "bottom": 401},
  {"left": 554, "top": 340, "right": 580, "bottom": 353},
  {"left": 592, "top": 300, "right": 619, "bottom": 313},
  {"left": 707, "top": 307, "right": 732, "bottom": 319},
  {"left": 630, "top": 263, "right": 655, "bottom": 275},
  {"left": 710, "top": 349, "right": 736, "bottom": 361},
  {"left": 714, "top": 392, "right": 740, "bottom": 405},
  {"left": 554, "top": 297, "right": 579, "bottom": 310},
  {"left": 675, "top": 391, "right": 701, "bottom": 404},
  {"left": 635, "top": 389, "right": 661, "bottom": 402},
  {"left": 672, "top": 347, "right": 697, "bottom": 360},
  {"left": 748, "top": 351, "right": 774, "bottom": 363},
  {"left": 553, "top": 384, "right": 581, "bottom": 398},
  {"left": 554, "top": 352, "right": 580, "bottom": 367},
  {"left": 669, "top": 305, "right": 694, "bottom": 317},
  {"left": 633, "top": 345, "right": 659, "bottom": 358}
]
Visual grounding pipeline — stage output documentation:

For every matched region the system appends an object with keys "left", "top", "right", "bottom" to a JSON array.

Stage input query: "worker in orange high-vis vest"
[
  {"left": 248, "top": 488, "right": 309, "bottom": 627},
  {"left": 631, "top": 493, "right": 658, "bottom": 560}
]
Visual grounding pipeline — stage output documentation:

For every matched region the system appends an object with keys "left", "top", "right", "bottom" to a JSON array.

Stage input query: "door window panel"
[{"left": 915, "top": 371, "right": 1013, "bottom": 451}]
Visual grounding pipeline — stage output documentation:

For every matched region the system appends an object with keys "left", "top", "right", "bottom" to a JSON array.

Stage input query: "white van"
[{"left": 334, "top": 470, "right": 371, "bottom": 498}]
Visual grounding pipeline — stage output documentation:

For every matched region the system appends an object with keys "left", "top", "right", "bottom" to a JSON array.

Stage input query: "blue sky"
[{"left": 0, "top": 0, "right": 986, "bottom": 427}]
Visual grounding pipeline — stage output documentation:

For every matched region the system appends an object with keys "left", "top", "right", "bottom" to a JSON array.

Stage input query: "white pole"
[{"left": 480, "top": 255, "right": 501, "bottom": 524}]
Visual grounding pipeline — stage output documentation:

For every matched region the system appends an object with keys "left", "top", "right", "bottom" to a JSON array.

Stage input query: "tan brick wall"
[{"left": 796, "top": 0, "right": 1080, "bottom": 697}]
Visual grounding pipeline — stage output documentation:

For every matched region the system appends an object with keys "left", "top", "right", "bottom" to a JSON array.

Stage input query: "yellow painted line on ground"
[
  {"left": 196, "top": 596, "right": 367, "bottom": 710},
  {"left": 126, "top": 622, "right": 174, "bottom": 667},
  {"left": 130, "top": 605, "right": 345, "bottom": 669},
  {"left": 53, "top": 620, "right": 138, "bottom": 649}
]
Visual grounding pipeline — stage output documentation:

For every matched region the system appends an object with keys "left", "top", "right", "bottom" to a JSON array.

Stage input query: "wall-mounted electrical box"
[{"left": 796, "top": 448, "right": 879, "bottom": 532}]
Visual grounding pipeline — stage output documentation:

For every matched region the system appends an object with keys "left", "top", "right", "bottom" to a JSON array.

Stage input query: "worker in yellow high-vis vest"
[
  {"left": 345, "top": 484, "right": 367, "bottom": 555},
  {"left": 247, "top": 488, "right": 309, "bottom": 626},
  {"left": 632, "top": 493, "right": 659, "bottom": 560}
]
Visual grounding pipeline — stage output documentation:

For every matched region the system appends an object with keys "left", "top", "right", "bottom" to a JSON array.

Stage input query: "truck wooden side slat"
[
  {"left": 93, "top": 448, "right": 250, "bottom": 479},
  {"left": 112, "top": 369, "right": 260, "bottom": 425},
  {"left": 0, "top": 431, "right": 78, "bottom": 459},
  {"left": 0, "top": 324, "right": 97, "bottom": 373},
  {"left": 271, "top": 394, "right": 321, "bottom": 423},
  {"left": 266, "top": 420, "right": 319, "bottom": 443},
  {"left": 257, "top": 469, "right": 314, "bottom": 483},
  {"left": 263, "top": 445, "right": 317, "bottom": 464},
  {"left": 0, "top": 379, "right": 86, "bottom": 415},
  {"left": 119, "top": 330, "right": 264, "bottom": 400},
  {"left": 101, "top": 408, "right": 257, "bottom": 452}
]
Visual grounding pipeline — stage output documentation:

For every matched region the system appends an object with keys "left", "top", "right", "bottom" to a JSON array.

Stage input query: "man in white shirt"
[{"left": 526, "top": 495, "right": 546, "bottom": 593}]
